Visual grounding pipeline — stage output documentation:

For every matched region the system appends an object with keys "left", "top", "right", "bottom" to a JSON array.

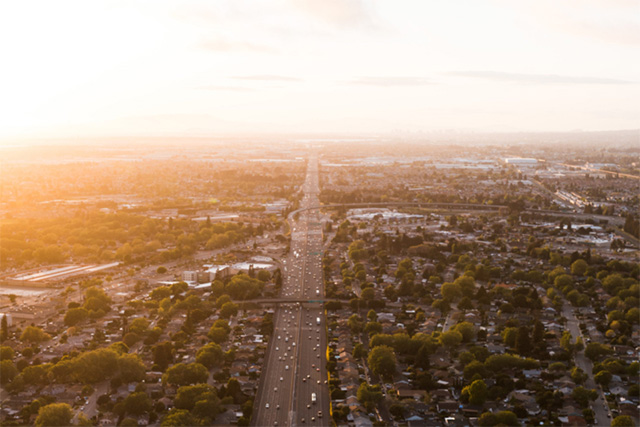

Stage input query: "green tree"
[
  {"left": 414, "top": 343, "right": 431, "bottom": 370},
  {"left": 353, "top": 343, "right": 367, "bottom": 359},
  {"left": 0, "top": 346, "right": 14, "bottom": 361},
  {"left": 64, "top": 307, "right": 89, "bottom": 326},
  {"left": 128, "top": 317, "right": 150, "bottom": 335},
  {"left": 453, "top": 322, "right": 475, "bottom": 343},
  {"left": 501, "top": 327, "right": 518, "bottom": 347},
  {"left": 174, "top": 383, "right": 219, "bottom": 411},
  {"left": 462, "top": 379, "right": 488, "bottom": 405},
  {"left": 220, "top": 302, "right": 239, "bottom": 319},
  {"left": 571, "top": 386, "right": 598, "bottom": 408},
  {"left": 463, "top": 360, "right": 487, "bottom": 380},
  {"left": 441, "top": 282, "right": 461, "bottom": 301},
  {"left": 571, "top": 367, "right": 588, "bottom": 385},
  {"left": 364, "top": 321, "right": 382, "bottom": 336},
  {"left": 348, "top": 314, "right": 363, "bottom": 334},
  {"left": 0, "top": 360, "right": 17, "bottom": 384},
  {"left": 257, "top": 270, "right": 271, "bottom": 282},
  {"left": 122, "top": 392, "right": 153, "bottom": 415},
  {"left": 515, "top": 326, "right": 532, "bottom": 356},
  {"left": 210, "top": 281, "right": 225, "bottom": 298},
  {"left": 458, "top": 296, "right": 474, "bottom": 311},
  {"left": 496, "top": 411, "right": 518, "bottom": 426},
  {"left": 439, "top": 330, "right": 463, "bottom": 350},
  {"left": 478, "top": 410, "right": 518, "bottom": 426},
  {"left": 571, "top": 259, "right": 588, "bottom": 276},
  {"left": 20, "top": 326, "right": 50, "bottom": 344},
  {"left": 611, "top": 415, "right": 635, "bottom": 426},
  {"left": 196, "top": 343, "right": 224, "bottom": 369},
  {"left": 151, "top": 286, "right": 172, "bottom": 301},
  {"left": 594, "top": 370, "right": 612, "bottom": 387},
  {"left": 585, "top": 342, "right": 613, "bottom": 361},
  {"left": 163, "top": 363, "right": 209, "bottom": 386},
  {"left": 161, "top": 409, "right": 198, "bottom": 427},
  {"left": 225, "top": 274, "right": 263, "bottom": 300},
  {"left": 117, "top": 353, "right": 146, "bottom": 382},
  {"left": 22, "top": 364, "right": 49, "bottom": 385},
  {"left": 34, "top": 403, "right": 73, "bottom": 427},
  {"left": 560, "top": 331, "right": 575, "bottom": 354},
  {"left": 357, "top": 383, "right": 383, "bottom": 412},
  {"left": 83, "top": 286, "right": 112, "bottom": 313},
  {"left": 367, "top": 345, "right": 397, "bottom": 380},
  {"left": 207, "top": 326, "right": 229, "bottom": 344},
  {"left": 1, "top": 315, "right": 8, "bottom": 341},
  {"left": 361, "top": 288, "right": 375, "bottom": 300}
]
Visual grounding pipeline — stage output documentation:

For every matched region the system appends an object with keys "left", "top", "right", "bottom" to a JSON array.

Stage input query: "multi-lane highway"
[{"left": 253, "top": 156, "right": 330, "bottom": 426}]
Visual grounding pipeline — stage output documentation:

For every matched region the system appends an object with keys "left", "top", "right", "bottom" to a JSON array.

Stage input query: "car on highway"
[{"left": 265, "top": 403, "right": 269, "bottom": 408}]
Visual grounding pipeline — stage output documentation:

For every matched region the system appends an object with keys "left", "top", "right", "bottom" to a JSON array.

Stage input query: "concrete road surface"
[{"left": 253, "top": 156, "right": 330, "bottom": 426}]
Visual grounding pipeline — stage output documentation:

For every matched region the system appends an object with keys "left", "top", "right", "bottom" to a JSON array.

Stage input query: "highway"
[{"left": 253, "top": 156, "right": 330, "bottom": 426}]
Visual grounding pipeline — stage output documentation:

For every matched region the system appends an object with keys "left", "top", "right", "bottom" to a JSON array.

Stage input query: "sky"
[{"left": 0, "top": 0, "right": 638, "bottom": 141}]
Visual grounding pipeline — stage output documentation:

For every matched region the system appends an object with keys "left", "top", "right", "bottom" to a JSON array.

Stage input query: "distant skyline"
[{"left": 1, "top": 0, "right": 639, "bottom": 142}]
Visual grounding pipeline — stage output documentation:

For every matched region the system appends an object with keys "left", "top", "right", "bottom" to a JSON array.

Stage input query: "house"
[
  {"left": 397, "top": 389, "right": 427, "bottom": 400},
  {"left": 437, "top": 400, "right": 459, "bottom": 413},
  {"left": 353, "top": 412, "right": 373, "bottom": 427}
]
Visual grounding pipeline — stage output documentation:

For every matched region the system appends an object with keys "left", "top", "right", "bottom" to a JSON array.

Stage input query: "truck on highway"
[
  {"left": 311, "top": 393, "right": 316, "bottom": 403},
  {"left": 316, "top": 317, "right": 321, "bottom": 325}
]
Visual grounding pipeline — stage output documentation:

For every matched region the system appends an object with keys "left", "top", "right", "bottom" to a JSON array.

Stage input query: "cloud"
[
  {"left": 232, "top": 75, "right": 302, "bottom": 82},
  {"left": 199, "top": 38, "right": 277, "bottom": 53},
  {"left": 197, "top": 85, "right": 254, "bottom": 92},
  {"left": 446, "top": 71, "right": 633, "bottom": 85},
  {"left": 289, "top": 0, "right": 377, "bottom": 29},
  {"left": 346, "top": 76, "right": 433, "bottom": 87},
  {"left": 493, "top": 0, "right": 640, "bottom": 46},
  {"left": 561, "top": 18, "right": 640, "bottom": 46}
]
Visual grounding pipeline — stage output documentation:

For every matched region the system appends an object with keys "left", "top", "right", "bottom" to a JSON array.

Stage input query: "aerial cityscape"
[{"left": 0, "top": 2, "right": 638, "bottom": 427}]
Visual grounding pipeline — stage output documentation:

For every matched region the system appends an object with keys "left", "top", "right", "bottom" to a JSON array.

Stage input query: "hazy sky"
[{"left": 1, "top": 0, "right": 638, "bottom": 140}]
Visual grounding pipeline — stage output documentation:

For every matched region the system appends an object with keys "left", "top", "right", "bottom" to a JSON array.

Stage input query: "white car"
[
  {"left": 285, "top": 365, "right": 289, "bottom": 370},
  {"left": 266, "top": 403, "right": 270, "bottom": 408}
]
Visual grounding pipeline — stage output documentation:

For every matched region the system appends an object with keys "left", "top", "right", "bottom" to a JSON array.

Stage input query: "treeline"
[
  {"left": 0, "top": 211, "right": 279, "bottom": 269},
  {"left": 2, "top": 160, "right": 304, "bottom": 204}
]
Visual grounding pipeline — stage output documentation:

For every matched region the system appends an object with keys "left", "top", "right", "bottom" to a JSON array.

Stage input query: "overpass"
[{"left": 237, "top": 297, "right": 336, "bottom": 305}]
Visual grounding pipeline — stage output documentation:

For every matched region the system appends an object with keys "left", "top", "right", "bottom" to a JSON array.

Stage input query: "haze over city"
[
  {"left": 0, "top": 2, "right": 639, "bottom": 427},
  {"left": 1, "top": 0, "right": 639, "bottom": 143}
]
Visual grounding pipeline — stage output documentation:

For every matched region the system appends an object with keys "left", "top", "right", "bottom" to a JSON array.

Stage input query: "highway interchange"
[{"left": 253, "top": 157, "right": 330, "bottom": 426}]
